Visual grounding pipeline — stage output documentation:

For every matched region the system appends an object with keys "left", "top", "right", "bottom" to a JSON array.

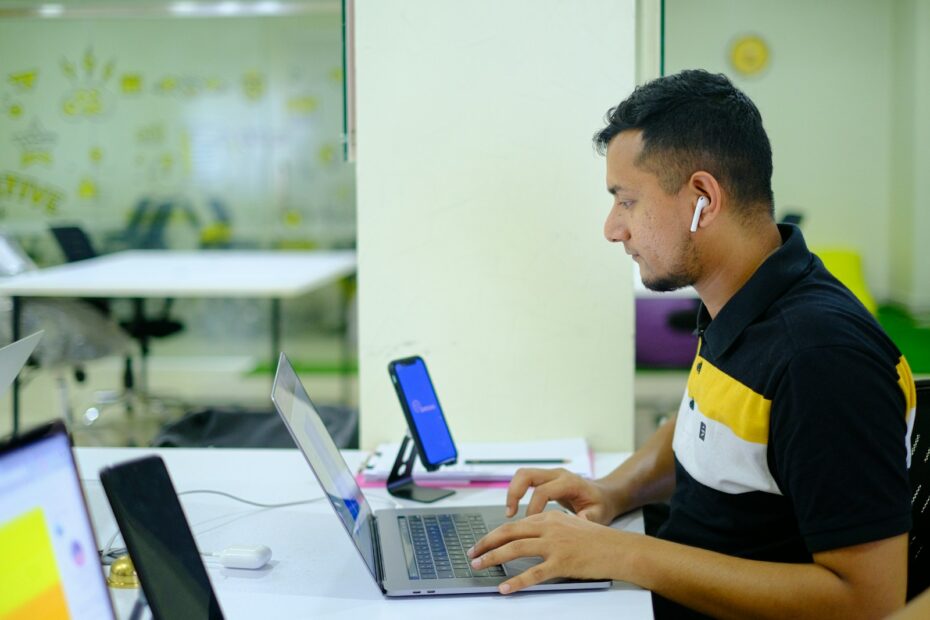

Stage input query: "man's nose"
[{"left": 604, "top": 207, "right": 630, "bottom": 243}]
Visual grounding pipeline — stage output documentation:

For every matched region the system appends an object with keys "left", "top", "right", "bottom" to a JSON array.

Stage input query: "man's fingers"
[
  {"left": 505, "top": 468, "right": 558, "bottom": 517},
  {"left": 470, "top": 538, "right": 539, "bottom": 575},
  {"left": 468, "top": 519, "right": 540, "bottom": 559},
  {"left": 526, "top": 484, "right": 554, "bottom": 516},
  {"left": 497, "top": 561, "right": 553, "bottom": 595},
  {"left": 526, "top": 472, "right": 575, "bottom": 515}
]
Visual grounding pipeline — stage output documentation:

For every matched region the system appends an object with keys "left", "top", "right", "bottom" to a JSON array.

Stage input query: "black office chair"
[
  {"left": 49, "top": 225, "right": 185, "bottom": 405},
  {"left": 49, "top": 225, "right": 185, "bottom": 342},
  {"left": 908, "top": 378, "right": 930, "bottom": 600},
  {"left": 0, "top": 231, "right": 133, "bottom": 426}
]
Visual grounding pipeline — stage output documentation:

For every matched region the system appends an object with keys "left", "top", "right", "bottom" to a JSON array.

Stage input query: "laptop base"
[{"left": 386, "top": 434, "right": 454, "bottom": 503}]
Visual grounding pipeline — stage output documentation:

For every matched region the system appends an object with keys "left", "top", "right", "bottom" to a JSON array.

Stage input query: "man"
[{"left": 467, "top": 70, "right": 917, "bottom": 618}]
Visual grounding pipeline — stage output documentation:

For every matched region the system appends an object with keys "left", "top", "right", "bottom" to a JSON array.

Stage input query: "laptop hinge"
[{"left": 371, "top": 515, "right": 386, "bottom": 591}]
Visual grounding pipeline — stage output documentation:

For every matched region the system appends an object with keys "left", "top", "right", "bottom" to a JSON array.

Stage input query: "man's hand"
[
  {"left": 504, "top": 467, "right": 619, "bottom": 524},
  {"left": 466, "top": 510, "right": 625, "bottom": 594}
]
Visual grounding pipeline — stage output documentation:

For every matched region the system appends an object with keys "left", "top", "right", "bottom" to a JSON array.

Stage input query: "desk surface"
[
  {"left": 0, "top": 250, "right": 356, "bottom": 298},
  {"left": 75, "top": 447, "right": 653, "bottom": 620}
]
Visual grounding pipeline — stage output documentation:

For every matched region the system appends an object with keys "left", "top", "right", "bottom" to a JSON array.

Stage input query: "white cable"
[
  {"left": 177, "top": 489, "right": 322, "bottom": 509},
  {"left": 97, "top": 489, "right": 324, "bottom": 563}
]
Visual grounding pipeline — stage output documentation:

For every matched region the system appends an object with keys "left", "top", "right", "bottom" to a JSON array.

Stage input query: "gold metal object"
[{"left": 107, "top": 555, "right": 140, "bottom": 589}]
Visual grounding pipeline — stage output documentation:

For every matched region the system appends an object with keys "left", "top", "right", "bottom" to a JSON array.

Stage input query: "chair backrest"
[
  {"left": 50, "top": 225, "right": 98, "bottom": 262},
  {"left": 49, "top": 226, "right": 110, "bottom": 315},
  {"left": 908, "top": 379, "right": 930, "bottom": 600}
]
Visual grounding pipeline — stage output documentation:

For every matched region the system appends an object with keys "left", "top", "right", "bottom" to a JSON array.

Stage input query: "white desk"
[
  {"left": 0, "top": 250, "right": 356, "bottom": 298},
  {"left": 0, "top": 250, "right": 357, "bottom": 434},
  {"left": 75, "top": 447, "right": 654, "bottom": 620}
]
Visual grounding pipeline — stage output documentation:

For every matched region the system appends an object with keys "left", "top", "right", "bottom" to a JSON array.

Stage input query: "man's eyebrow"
[{"left": 607, "top": 185, "right": 627, "bottom": 196}]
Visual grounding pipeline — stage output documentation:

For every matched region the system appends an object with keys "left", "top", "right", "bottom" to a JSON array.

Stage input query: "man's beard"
[
  {"left": 643, "top": 271, "right": 695, "bottom": 292},
  {"left": 641, "top": 242, "right": 699, "bottom": 292}
]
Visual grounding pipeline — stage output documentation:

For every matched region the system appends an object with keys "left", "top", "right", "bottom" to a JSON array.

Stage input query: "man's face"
[{"left": 603, "top": 130, "right": 700, "bottom": 292}]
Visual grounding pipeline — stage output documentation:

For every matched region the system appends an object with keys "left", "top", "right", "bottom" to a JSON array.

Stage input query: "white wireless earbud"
[{"left": 690, "top": 196, "right": 709, "bottom": 233}]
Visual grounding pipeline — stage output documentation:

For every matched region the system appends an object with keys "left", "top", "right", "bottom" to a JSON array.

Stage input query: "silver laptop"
[
  {"left": 0, "top": 330, "right": 43, "bottom": 397},
  {"left": 271, "top": 352, "right": 611, "bottom": 596},
  {"left": 0, "top": 420, "right": 115, "bottom": 618}
]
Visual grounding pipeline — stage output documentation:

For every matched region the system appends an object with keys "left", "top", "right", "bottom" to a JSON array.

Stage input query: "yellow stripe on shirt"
[
  {"left": 688, "top": 356, "right": 772, "bottom": 445},
  {"left": 896, "top": 356, "right": 916, "bottom": 422}
]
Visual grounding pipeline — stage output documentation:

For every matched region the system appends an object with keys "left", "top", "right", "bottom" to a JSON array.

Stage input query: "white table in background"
[
  {"left": 75, "top": 447, "right": 653, "bottom": 620},
  {"left": 0, "top": 250, "right": 357, "bottom": 434}
]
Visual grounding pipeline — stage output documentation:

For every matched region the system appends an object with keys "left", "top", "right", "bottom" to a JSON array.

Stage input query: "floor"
[{"left": 0, "top": 331, "right": 357, "bottom": 447}]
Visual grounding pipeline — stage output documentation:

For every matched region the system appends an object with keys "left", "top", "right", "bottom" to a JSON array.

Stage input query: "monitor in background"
[{"left": 0, "top": 420, "right": 115, "bottom": 619}]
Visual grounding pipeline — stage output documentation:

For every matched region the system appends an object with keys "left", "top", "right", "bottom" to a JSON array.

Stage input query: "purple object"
[{"left": 635, "top": 298, "right": 700, "bottom": 367}]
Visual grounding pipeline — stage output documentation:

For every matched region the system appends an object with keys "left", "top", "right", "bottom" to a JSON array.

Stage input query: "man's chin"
[{"left": 642, "top": 275, "right": 693, "bottom": 293}]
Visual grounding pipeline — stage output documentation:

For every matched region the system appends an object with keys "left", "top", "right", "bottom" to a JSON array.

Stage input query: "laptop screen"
[
  {"left": 0, "top": 424, "right": 115, "bottom": 619},
  {"left": 271, "top": 354, "right": 378, "bottom": 580}
]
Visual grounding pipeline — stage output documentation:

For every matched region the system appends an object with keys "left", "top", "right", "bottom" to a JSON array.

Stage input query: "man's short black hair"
[{"left": 594, "top": 69, "right": 774, "bottom": 218}]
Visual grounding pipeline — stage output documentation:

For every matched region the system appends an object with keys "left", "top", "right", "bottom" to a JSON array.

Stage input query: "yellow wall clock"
[{"left": 729, "top": 34, "right": 770, "bottom": 77}]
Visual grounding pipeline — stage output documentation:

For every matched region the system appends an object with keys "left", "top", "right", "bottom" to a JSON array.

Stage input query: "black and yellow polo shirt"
[{"left": 658, "top": 224, "right": 915, "bottom": 564}]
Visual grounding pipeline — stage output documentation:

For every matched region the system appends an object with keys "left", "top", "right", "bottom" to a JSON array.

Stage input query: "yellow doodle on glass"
[
  {"left": 0, "top": 172, "right": 64, "bottom": 214},
  {"left": 60, "top": 47, "right": 116, "bottom": 118},
  {"left": 287, "top": 96, "right": 318, "bottom": 115},
  {"left": 156, "top": 76, "right": 177, "bottom": 94},
  {"left": 317, "top": 143, "right": 336, "bottom": 164},
  {"left": 62, "top": 89, "right": 104, "bottom": 117},
  {"left": 242, "top": 71, "right": 265, "bottom": 101},
  {"left": 9, "top": 70, "right": 38, "bottom": 91},
  {"left": 284, "top": 210, "right": 302, "bottom": 227},
  {"left": 14, "top": 119, "right": 57, "bottom": 168},
  {"left": 78, "top": 178, "right": 98, "bottom": 199},
  {"left": 121, "top": 74, "right": 143, "bottom": 94}
]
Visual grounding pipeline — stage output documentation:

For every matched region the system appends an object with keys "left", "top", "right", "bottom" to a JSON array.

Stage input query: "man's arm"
[
  {"left": 593, "top": 413, "right": 678, "bottom": 514},
  {"left": 469, "top": 513, "right": 907, "bottom": 619}
]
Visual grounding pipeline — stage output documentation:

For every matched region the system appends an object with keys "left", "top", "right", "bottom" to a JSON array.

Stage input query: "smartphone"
[
  {"left": 99, "top": 456, "right": 224, "bottom": 620},
  {"left": 388, "top": 356, "right": 458, "bottom": 470}
]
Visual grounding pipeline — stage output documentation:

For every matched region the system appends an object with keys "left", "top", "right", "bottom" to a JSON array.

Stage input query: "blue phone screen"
[{"left": 393, "top": 358, "right": 456, "bottom": 465}]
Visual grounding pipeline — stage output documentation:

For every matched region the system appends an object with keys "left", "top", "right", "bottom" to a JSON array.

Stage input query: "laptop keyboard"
[{"left": 397, "top": 514, "right": 507, "bottom": 580}]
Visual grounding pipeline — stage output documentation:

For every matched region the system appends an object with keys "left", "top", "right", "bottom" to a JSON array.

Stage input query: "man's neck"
[{"left": 694, "top": 222, "right": 783, "bottom": 318}]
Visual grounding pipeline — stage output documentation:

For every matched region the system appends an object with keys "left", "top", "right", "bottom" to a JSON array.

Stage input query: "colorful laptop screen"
[{"left": 0, "top": 430, "right": 114, "bottom": 619}]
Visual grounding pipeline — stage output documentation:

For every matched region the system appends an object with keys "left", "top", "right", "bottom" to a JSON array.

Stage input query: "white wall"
[
  {"left": 891, "top": 0, "right": 930, "bottom": 315},
  {"left": 665, "top": 0, "right": 895, "bottom": 301},
  {"left": 355, "top": 0, "right": 637, "bottom": 451}
]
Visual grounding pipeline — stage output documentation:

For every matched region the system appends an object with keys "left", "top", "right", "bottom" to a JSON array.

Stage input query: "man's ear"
[{"left": 687, "top": 171, "right": 723, "bottom": 230}]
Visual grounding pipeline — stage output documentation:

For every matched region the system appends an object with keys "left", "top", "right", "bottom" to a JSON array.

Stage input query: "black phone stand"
[{"left": 386, "top": 434, "right": 455, "bottom": 503}]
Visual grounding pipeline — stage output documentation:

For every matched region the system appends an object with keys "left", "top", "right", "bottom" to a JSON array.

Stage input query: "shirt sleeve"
[{"left": 769, "top": 345, "right": 911, "bottom": 553}]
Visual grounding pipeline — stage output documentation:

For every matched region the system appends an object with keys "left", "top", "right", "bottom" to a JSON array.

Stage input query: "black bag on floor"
[{"left": 152, "top": 405, "right": 358, "bottom": 449}]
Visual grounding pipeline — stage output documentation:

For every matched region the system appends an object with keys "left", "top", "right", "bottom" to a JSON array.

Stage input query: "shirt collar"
[{"left": 696, "top": 224, "right": 814, "bottom": 359}]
